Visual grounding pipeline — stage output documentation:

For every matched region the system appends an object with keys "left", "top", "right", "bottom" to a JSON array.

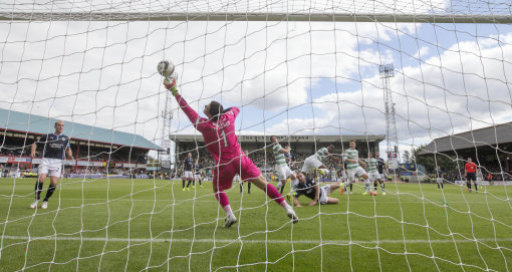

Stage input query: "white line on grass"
[{"left": 3, "top": 235, "right": 512, "bottom": 245}]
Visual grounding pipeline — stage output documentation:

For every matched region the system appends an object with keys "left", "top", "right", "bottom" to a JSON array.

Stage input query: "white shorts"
[
  {"left": 233, "top": 175, "right": 241, "bottom": 183},
  {"left": 347, "top": 167, "right": 367, "bottom": 182},
  {"left": 38, "top": 158, "right": 63, "bottom": 178},
  {"left": 436, "top": 178, "right": 443, "bottom": 183},
  {"left": 368, "top": 170, "right": 381, "bottom": 182},
  {"left": 183, "top": 171, "right": 193, "bottom": 179},
  {"left": 275, "top": 164, "right": 293, "bottom": 181},
  {"left": 301, "top": 155, "right": 323, "bottom": 174},
  {"left": 194, "top": 174, "right": 202, "bottom": 180},
  {"left": 319, "top": 185, "right": 331, "bottom": 204}
]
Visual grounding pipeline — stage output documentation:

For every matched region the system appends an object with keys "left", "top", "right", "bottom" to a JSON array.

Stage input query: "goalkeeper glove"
[{"left": 163, "top": 75, "right": 178, "bottom": 96}]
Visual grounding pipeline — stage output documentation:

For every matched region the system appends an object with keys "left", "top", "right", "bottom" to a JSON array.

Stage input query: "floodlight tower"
[
  {"left": 159, "top": 92, "right": 173, "bottom": 163},
  {"left": 379, "top": 64, "right": 399, "bottom": 177}
]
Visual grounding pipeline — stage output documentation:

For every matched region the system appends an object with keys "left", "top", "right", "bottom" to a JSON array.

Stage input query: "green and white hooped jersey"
[
  {"left": 273, "top": 144, "right": 287, "bottom": 166},
  {"left": 343, "top": 149, "right": 360, "bottom": 170},
  {"left": 315, "top": 147, "right": 328, "bottom": 162},
  {"left": 366, "top": 158, "right": 378, "bottom": 172}
]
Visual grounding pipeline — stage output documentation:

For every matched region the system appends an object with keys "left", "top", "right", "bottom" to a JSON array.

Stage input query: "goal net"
[{"left": 1, "top": 0, "right": 512, "bottom": 271}]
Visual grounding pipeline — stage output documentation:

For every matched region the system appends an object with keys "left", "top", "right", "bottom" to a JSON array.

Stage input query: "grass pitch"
[{"left": 1, "top": 178, "right": 511, "bottom": 271}]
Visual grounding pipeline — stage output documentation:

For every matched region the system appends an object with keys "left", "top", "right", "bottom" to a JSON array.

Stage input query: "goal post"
[{"left": 1, "top": 12, "right": 511, "bottom": 23}]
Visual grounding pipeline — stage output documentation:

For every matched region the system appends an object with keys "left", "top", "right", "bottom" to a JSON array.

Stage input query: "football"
[{"left": 157, "top": 60, "right": 175, "bottom": 77}]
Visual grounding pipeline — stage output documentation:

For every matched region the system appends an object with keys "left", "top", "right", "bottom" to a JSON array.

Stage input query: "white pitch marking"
[{"left": 3, "top": 235, "right": 512, "bottom": 245}]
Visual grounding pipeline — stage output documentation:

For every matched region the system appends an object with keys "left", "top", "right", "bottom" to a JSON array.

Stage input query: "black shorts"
[{"left": 466, "top": 172, "right": 476, "bottom": 181}]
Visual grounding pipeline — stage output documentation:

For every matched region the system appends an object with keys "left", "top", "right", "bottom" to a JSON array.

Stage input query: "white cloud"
[
  {"left": 413, "top": 46, "right": 429, "bottom": 59},
  {"left": 264, "top": 31, "right": 512, "bottom": 149},
  {"left": 1, "top": 8, "right": 510, "bottom": 154}
]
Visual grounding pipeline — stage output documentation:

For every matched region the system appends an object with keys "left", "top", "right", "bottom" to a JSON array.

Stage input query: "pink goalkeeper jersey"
[{"left": 175, "top": 94, "right": 243, "bottom": 163}]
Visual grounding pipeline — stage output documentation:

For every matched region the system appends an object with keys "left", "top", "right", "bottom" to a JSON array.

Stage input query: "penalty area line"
[{"left": 3, "top": 236, "right": 512, "bottom": 244}]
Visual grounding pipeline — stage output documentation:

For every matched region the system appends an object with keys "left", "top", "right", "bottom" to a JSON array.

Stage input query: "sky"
[{"left": 0, "top": 0, "right": 511, "bottom": 160}]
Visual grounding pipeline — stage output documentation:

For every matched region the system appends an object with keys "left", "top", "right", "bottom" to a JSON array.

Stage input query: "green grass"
[{"left": 1, "top": 178, "right": 512, "bottom": 271}]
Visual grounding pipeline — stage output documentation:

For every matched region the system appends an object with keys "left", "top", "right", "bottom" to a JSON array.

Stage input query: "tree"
[{"left": 413, "top": 145, "right": 457, "bottom": 174}]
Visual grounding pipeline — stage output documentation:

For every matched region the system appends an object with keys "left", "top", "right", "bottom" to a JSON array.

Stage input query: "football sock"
[
  {"left": 364, "top": 180, "right": 371, "bottom": 192},
  {"left": 265, "top": 183, "right": 285, "bottom": 205},
  {"left": 215, "top": 190, "right": 230, "bottom": 208},
  {"left": 34, "top": 181, "right": 43, "bottom": 200},
  {"left": 43, "top": 184, "right": 56, "bottom": 202}
]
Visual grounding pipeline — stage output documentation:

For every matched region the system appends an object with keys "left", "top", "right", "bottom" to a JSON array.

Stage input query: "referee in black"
[{"left": 30, "top": 120, "right": 74, "bottom": 209}]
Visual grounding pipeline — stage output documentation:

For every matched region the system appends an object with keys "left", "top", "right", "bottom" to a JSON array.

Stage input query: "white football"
[{"left": 157, "top": 60, "right": 175, "bottom": 77}]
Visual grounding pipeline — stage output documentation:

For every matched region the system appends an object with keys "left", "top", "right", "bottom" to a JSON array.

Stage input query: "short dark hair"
[{"left": 209, "top": 101, "right": 224, "bottom": 121}]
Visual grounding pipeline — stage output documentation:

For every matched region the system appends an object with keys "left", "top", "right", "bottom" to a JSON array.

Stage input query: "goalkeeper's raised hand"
[{"left": 163, "top": 75, "right": 178, "bottom": 96}]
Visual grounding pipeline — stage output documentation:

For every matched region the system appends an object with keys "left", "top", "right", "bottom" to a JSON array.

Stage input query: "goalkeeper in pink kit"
[{"left": 164, "top": 76, "right": 298, "bottom": 227}]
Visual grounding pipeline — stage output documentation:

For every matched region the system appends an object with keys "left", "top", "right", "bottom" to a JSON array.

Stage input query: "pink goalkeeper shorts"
[{"left": 212, "top": 155, "right": 261, "bottom": 191}]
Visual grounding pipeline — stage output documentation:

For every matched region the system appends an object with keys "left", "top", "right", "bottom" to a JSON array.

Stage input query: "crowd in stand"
[{"left": 437, "top": 165, "right": 512, "bottom": 183}]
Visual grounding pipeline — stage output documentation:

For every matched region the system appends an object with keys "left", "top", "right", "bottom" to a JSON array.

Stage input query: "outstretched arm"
[
  {"left": 309, "top": 185, "right": 319, "bottom": 206},
  {"left": 164, "top": 77, "right": 208, "bottom": 130}
]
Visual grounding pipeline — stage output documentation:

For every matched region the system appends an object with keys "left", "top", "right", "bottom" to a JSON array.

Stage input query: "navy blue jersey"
[
  {"left": 183, "top": 158, "right": 194, "bottom": 171},
  {"left": 285, "top": 151, "right": 295, "bottom": 163},
  {"left": 436, "top": 168, "right": 443, "bottom": 178},
  {"left": 377, "top": 158, "right": 386, "bottom": 174},
  {"left": 294, "top": 177, "right": 319, "bottom": 200},
  {"left": 37, "top": 133, "right": 70, "bottom": 159}
]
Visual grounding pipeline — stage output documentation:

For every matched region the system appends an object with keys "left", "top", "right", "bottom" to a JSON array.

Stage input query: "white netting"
[{"left": 1, "top": 0, "right": 512, "bottom": 271}]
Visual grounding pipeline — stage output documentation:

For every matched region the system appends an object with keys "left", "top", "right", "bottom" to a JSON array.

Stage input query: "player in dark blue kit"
[
  {"left": 182, "top": 153, "right": 194, "bottom": 191},
  {"left": 374, "top": 151, "right": 387, "bottom": 195},
  {"left": 194, "top": 160, "right": 204, "bottom": 188},
  {"left": 292, "top": 172, "right": 339, "bottom": 207},
  {"left": 436, "top": 165, "right": 444, "bottom": 189},
  {"left": 284, "top": 144, "right": 296, "bottom": 170},
  {"left": 30, "top": 120, "right": 74, "bottom": 209}
]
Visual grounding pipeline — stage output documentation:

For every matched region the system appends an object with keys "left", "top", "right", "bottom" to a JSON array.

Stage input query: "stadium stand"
[
  {"left": 420, "top": 122, "right": 512, "bottom": 183},
  {"left": 172, "top": 134, "right": 385, "bottom": 180},
  {"left": 0, "top": 108, "right": 163, "bottom": 178}
]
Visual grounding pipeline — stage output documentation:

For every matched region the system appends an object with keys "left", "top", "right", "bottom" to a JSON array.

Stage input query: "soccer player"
[
  {"left": 293, "top": 172, "right": 340, "bottom": 207},
  {"left": 181, "top": 152, "right": 194, "bottom": 191},
  {"left": 194, "top": 160, "right": 204, "bottom": 188},
  {"left": 272, "top": 136, "right": 298, "bottom": 194},
  {"left": 366, "top": 152, "right": 385, "bottom": 195},
  {"left": 374, "top": 151, "right": 387, "bottom": 195},
  {"left": 163, "top": 75, "right": 297, "bottom": 227},
  {"left": 284, "top": 144, "right": 296, "bottom": 170},
  {"left": 30, "top": 120, "right": 74, "bottom": 209},
  {"left": 465, "top": 157, "right": 478, "bottom": 192},
  {"left": 343, "top": 140, "right": 371, "bottom": 195},
  {"left": 340, "top": 161, "right": 352, "bottom": 194},
  {"left": 301, "top": 145, "right": 337, "bottom": 178},
  {"left": 435, "top": 165, "right": 444, "bottom": 189},
  {"left": 487, "top": 172, "right": 493, "bottom": 186}
]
